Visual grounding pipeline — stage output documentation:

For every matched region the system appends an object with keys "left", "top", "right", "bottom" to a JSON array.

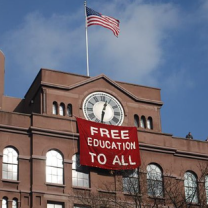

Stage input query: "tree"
[{"left": 73, "top": 162, "right": 208, "bottom": 208}]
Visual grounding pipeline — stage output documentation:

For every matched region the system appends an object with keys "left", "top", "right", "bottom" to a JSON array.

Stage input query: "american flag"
[{"left": 86, "top": 7, "right": 120, "bottom": 37}]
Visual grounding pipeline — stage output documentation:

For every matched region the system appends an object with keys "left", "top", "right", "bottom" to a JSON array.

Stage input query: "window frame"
[
  {"left": 205, "top": 175, "right": 208, "bottom": 204},
  {"left": 134, "top": 114, "right": 139, "bottom": 127},
  {"left": 122, "top": 169, "right": 139, "bottom": 194},
  {"left": 2, "top": 147, "right": 18, "bottom": 181},
  {"left": 59, "top": 103, "right": 65, "bottom": 116},
  {"left": 147, "top": 164, "right": 163, "bottom": 197},
  {"left": 184, "top": 171, "right": 198, "bottom": 204},
  {"left": 47, "top": 202, "right": 63, "bottom": 208},
  {"left": 46, "top": 150, "right": 64, "bottom": 185},
  {"left": 2, "top": 197, "right": 8, "bottom": 208},
  {"left": 72, "top": 154, "right": 90, "bottom": 188},
  {"left": 147, "top": 116, "right": 153, "bottom": 130},
  {"left": 52, "top": 102, "right": 58, "bottom": 115},
  {"left": 67, "top": 104, "right": 72, "bottom": 117},
  {"left": 140, "top": 116, "right": 146, "bottom": 128},
  {"left": 12, "top": 198, "right": 18, "bottom": 208}
]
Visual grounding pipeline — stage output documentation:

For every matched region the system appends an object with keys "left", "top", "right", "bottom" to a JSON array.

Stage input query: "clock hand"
[{"left": 101, "top": 101, "right": 107, "bottom": 123}]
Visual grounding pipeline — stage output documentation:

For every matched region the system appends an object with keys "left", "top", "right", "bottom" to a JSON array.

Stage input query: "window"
[
  {"left": 140, "top": 116, "right": 146, "bottom": 128},
  {"left": 2, "top": 198, "right": 8, "bottom": 208},
  {"left": 46, "top": 150, "right": 63, "bottom": 184},
  {"left": 47, "top": 203, "right": 63, "bottom": 208},
  {"left": 205, "top": 175, "right": 208, "bottom": 204},
  {"left": 123, "top": 169, "right": 139, "bottom": 194},
  {"left": 2, "top": 147, "right": 18, "bottom": 180},
  {"left": 147, "top": 164, "right": 163, "bottom": 197},
  {"left": 134, "top": 114, "right": 139, "bottom": 127},
  {"left": 67, "top": 104, "right": 72, "bottom": 117},
  {"left": 72, "top": 154, "right": 89, "bottom": 188},
  {"left": 184, "top": 171, "right": 198, "bottom": 203},
  {"left": 59, "top": 103, "right": 65, "bottom": 116},
  {"left": 147, "top": 117, "right": 153, "bottom": 129},
  {"left": 12, "top": 199, "right": 18, "bottom": 208},
  {"left": 52, "top": 102, "right": 58, "bottom": 115}
]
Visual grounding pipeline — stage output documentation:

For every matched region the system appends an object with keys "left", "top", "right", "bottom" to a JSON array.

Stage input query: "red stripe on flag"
[{"left": 87, "top": 14, "right": 120, "bottom": 37}]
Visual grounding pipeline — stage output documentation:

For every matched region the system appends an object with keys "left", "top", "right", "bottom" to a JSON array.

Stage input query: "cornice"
[
  {"left": 140, "top": 143, "right": 176, "bottom": 154},
  {"left": 0, "top": 188, "right": 30, "bottom": 193},
  {"left": 33, "top": 190, "right": 70, "bottom": 197},
  {"left": 0, "top": 124, "right": 29, "bottom": 135},
  {"left": 137, "top": 128, "right": 173, "bottom": 136},
  {"left": 174, "top": 150, "right": 208, "bottom": 160},
  {"left": 140, "top": 143, "right": 208, "bottom": 160},
  {"left": 30, "top": 126, "right": 79, "bottom": 139}
]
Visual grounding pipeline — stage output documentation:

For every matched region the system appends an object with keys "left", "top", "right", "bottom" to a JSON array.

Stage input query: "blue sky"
[{"left": 0, "top": 0, "right": 208, "bottom": 141}]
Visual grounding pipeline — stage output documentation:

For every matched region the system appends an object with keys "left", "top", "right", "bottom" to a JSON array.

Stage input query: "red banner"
[{"left": 76, "top": 117, "right": 141, "bottom": 170}]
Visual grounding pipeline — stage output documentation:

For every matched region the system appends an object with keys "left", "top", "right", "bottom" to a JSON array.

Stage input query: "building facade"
[{"left": 0, "top": 50, "right": 208, "bottom": 208}]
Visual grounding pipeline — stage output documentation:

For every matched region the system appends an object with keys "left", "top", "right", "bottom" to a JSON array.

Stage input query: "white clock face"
[{"left": 82, "top": 92, "right": 124, "bottom": 126}]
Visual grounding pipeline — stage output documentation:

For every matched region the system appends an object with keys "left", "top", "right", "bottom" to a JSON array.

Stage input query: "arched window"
[
  {"left": 147, "top": 164, "right": 163, "bottom": 197},
  {"left": 59, "top": 103, "right": 65, "bottom": 116},
  {"left": 52, "top": 102, "right": 58, "bottom": 115},
  {"left": 72, "top": 154, "right": 89, "bottom": 188},
  {"left": 2, "top": 147, "right": 18, "bottom": 180},
  {"left": 123, "top": 169, "right": 139, "bottom": 194},
  {"left": 205, "top": 175, "right": 208, "bottom": 204},
  {"left": 184, "top": 171, "right": 198, "bottom": 203},
  {"left": 2, "top": 198, "right": 8, "bottom": 208},
  {"left": 134, "top": 114, "right": 139, "bottom": 127},
  {"left": 46, "top": 150, "right": 63, "bottom": 184},
  {"left": 12, "top": 198, "right": 18, "bottom": 208},
  {"left": 140, "top": 116, "right": 146, "bottom": 128},
  {"left": 147, "top": 117, "right": 153, "bottom": 129},
  {"left": 67, "top": 104, "right": 72, "bottom": 117}
]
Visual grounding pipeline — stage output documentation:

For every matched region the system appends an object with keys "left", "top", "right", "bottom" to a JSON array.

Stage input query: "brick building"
[{"left": 0, "top": 50, "right": 208, "bottom": 208}]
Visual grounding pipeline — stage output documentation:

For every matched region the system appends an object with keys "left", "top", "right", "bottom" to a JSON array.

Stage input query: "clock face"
[{"left": 82, "top": 92, "right": 124, "bottom": 126}]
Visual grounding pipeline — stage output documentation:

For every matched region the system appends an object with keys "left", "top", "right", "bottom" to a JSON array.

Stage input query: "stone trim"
[
  {"left": 45, "top": 182, "right": 66, "bottom": 187},
  {"left": 2, "top": 179, "right": 20, "bottom": 183}
]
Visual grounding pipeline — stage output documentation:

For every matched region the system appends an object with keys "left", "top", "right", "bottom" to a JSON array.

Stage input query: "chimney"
[{"left": 0, "top": 50, "right": 5, "bottom": 110}]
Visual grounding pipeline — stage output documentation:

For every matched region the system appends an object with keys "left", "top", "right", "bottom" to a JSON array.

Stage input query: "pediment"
[{"left": 41, "top": 73, "right": 163, "bottom": 106}]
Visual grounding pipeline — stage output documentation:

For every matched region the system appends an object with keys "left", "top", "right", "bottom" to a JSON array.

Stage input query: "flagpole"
[{"left": 84, "top": 1, "right": 90, "bottom": 76}]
